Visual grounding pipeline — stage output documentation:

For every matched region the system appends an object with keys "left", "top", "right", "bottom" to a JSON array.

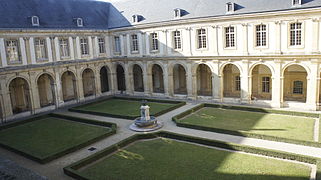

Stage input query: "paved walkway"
[{"left": 1, "top": 101, "right": 321, "bottom": 179}]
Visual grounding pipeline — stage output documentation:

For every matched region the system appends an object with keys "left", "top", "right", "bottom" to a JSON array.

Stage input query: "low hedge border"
[
  {"left": 69, "top": 96, "right": 186, "bottom": 120},
  {"left": 63, "top": 131, "right": 321, "bottom": 180},
  {"left": 173, "top": 103, "right": 321, "bottom": 147},
  {"left": 0, "top": 113, "right": 117, "bottom": 164}
]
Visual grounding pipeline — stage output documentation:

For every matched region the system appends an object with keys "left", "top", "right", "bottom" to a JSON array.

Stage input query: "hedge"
[
  {"left": 64, "top": 131, "right": 320, "bottom": 180},
  {"left": 0, "top": 113, "right": 117, "bottom": 164},
  {"left": 173, "top": 103, "right": 321, "bottom": 147},
  {"left": 69, "top": 96, "right": 186, "bottom": 120}
]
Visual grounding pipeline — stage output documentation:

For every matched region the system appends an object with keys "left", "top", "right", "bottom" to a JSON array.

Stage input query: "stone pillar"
[
  {"left": 75, "top": 37, "right": 81, "bottom": 59},
  {"left": 185, "top": 28, "right": 193, "bottom": 56},
  {"left": 93, "top": 36, "right": 99, "bottom": 58},
  {"left": 306, "top": 59, "right": 319, "bottom": 110},
  {"left": 159, "top": 30, "right": 166, "bottom": 55},
  {"left": 76, "top": 67, "right": 84, "bottom": 101},
  {"left": 120, "top": 35, "right": 125, "bottom": 56},
  {"left": 145, "top": 33, "right": 150, "bottom": 56},
  {"left": 312, "top": 18, "right": 320, "bottom": 54},
  {"left": 29, "top": 37, "right": 37, "bottom": 64},
  {"left": 125, "top": 63, "right": 133, "bottom": 95},
  {"left": 29, "top": 72, "right": 40, "bottom": 114},
  {"left": 88, "top": 36, "right": 94, "bottom": 59},
  {"left": 212, "top": 60, "right": 221, "bottom": 100},
  {"left": 19, "top": 37, "right": 27, "bottom": 65},
  {"left": 110, "top": 71, "right": 117, "bottom": 94},
  {"left": 212, "top": 26, "right": 219, "bottom": 56},
  {"left": 94, "top": 67, "right": 101, "bottom": 96},
  {"left": 163, "top": 63, "right": 170, "bottom": 96},
  {"left": 241, "top": 60, "right": 250, "bottom": 103},
  {"left": 143, "top": 62, "right": 151, "bottom": 96},
  {"left": 0, "top": 38, "right": 8, "bottom": 67},
  {"left": 54, "top": 68, "right": 64, "bottom": 105},
  {"left": 105, "top": 36, "right": 111, "bottom": 58},
  {"left": 54, "top": 37, "right": 61, "bottom": 61},
  {"left": 271, "top": 59, "right": 282, "bottom": 108},
  {"left": 275, "top": 21, "right": 282, "bottom": 54},
  {"left": 0, "top": 76, "right": 13, "bottom": 120},
  {"left": 242, "top": 24, "right": 249, "bottom": 55},
  {"left": 138, "top": 33, "right": 143, "bottom": 56},
  {"left": 186, "top": 62, "right": 194, "bottom": 99},
  {"left": 46, "top": 37, "right": 53, "bottom": 62},
  {"left": 68, "top": 37, "right": 75, "bottom": 60},
  {"left": 168, "top": 67, "right": 174, "bottom": 96}
]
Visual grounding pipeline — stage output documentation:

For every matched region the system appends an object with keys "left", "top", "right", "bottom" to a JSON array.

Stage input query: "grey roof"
[{"left": 1, "top": 0, "right": 321, "bottom": 30}]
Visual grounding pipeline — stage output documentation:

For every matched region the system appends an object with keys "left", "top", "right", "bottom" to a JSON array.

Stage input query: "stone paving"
[{"left": 1, "top": 101, "right": 321, "bottom": 179}]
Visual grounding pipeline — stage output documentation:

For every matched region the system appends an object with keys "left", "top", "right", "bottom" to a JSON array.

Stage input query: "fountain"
[{"left": 129, "top": 100, "right": 163, "bottom": 132}]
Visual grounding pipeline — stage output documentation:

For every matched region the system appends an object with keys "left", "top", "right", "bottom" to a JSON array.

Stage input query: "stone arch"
[
  {"left": 9, "top": 77, "right": 31, "bottom": 114},
  {"left": 61, "top": 71, "right": 77, "bottom": 102},
  {"left": 196, "top": 64, "right": 212, "bottom": 96},
  {"left": 192, "top": 62, "right": 214, "bottom": 75},
  {"left": 283, "top": 64, "right": 307, "bottom": 102},
  {"left": 82, "top": 68, "right": 95, "bottom": 97},
  {"left": 282, "top": 63, "right": 311, "bottom": 78},
  {"left": 100, "top": 66, "right": 110, "bottom": 93},
  {"left": 152, "top": 64, "right": 164, "bottom": 93},
  {"left": 173, "top": 64, "right": 187, "bottom": 94},
  {"left": 37, "top": 73, "right": 56, "bottom": 107},
  {"left": 133, "top": 64, "right": 144, "bottom": 92},
  {"left": 222, "top": 64, "right": 241, "bottom": 98},
  {"left": 250, "top": 64, "right": 272, "bottom": 100},
  {"left": 116, "top": 64, "right": 126, "bottom": 91},
  {"left": 219, "top": 62, "right": 243, "bottom": 76},
  {"left": 249, "top": 62, "right": 275, "bottom": 77}
]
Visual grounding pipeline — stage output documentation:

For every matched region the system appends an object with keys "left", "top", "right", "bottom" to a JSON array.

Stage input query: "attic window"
[
  {"left": 31, "top": 16, "right": 39, "bottom": 26},
  {"left": 77, "top": 18, "right": 83, "bottom": 27},
  {"left": 292, "top": 0, "right": 302, "bottom": 6},
  {"left": 132, "top": 15, "right": 139, "bottom": 23},
  {"left": 174, "top": 8, "right": 181, "bottom": 18},
  {"left": 226, "top": 2, "right": 235, "bottom": 13}
]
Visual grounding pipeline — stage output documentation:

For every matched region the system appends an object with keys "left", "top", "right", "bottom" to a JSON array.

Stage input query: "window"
[
  {"left": 235, "top": 76, "right": 241, "bottom": 91},
  {"left": 98, "top": 37, "right": 106, "bottom": 54},
  {"left": 292, "top": 0, "right": 301, "bottom": 6},
  {"left": 77, "top": 18, "right": 83, "bottom": 27},
  {"left": 197, "top": 28, "right": 207, "bottom": 49},
  {"left": 256, "top": 24, "right": 267, "bottom": 47},
  {"left": 80, "top": 37, "right": 89, "bottom": 55},
  {"left": 173, "top": 31, "right": 182, "bottom": 50},
  {"left": 226, "top": 2, "right": 234, "bottom": 12},
  {"left": 34, "top": 38, "right": 47, "bottom": 60},
  {"left": 5, "top": 40, "right": 20, "bottom": 62},
  {"left": 293, "top": 81, "right": 303, "bottom": 94},
  {"left": 290, "top": 22, "right": 302, "bottom": 46},
  {"left": 59, "top": 38, "right": 69, "bottom": 58},
  {"left": 132, "top": 15, "right": 138, "bottom": 23},
  {"left": 31, "top": 16, "right": 39, "bottom": 26},
  {"left": 114, "top": 36, "right": 121, "bottom": 54},
  {"left": 262, "top": 77, "right": 270, "bottom": 93},
  {"left": 131, "top": 34, "right": 139, "bottom": 52},
  {"left": 150, "top": 33, "right": 159, "bottom": 51},
  {"left": 225, "top": 26, "right": 235, "bottom": 48},
  {"left": 174, "top": 9, "right": 181, "bottom": 18}
]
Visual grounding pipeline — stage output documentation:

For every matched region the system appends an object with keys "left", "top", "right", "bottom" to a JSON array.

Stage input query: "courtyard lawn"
[
  {"left": 0, "top": 117, "right": 113, "bottom": 161},
  {"left": 78, "top": 138, "right": 310, "bottom": 180},
  {"left": 178, "top": 107, "right": 315, "bottom": 142},
  {"left": 73, "top": 98, "right": 180, "bottom": 118}
]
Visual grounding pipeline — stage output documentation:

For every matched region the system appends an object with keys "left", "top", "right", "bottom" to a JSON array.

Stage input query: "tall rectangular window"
[
  {"left": 59, "top": 38, "right": 69, "bottom": 58},
  {"left": 5, "top": 39, "right": 20, "bottom": 62},
  {"left": 293, "top": 81, "right": 303, "bottom": 94},
  {"left": 262, "top": 77, "right": 270, "bottom": 93},
  {"left": 256, "top": 24, "right": 267, "bottom": 47},
  {"left": 225, "top": 26, "right": 235, "bottom": 48},
  {"left": 34, "top": 38, "right": 47, "bottom": 60},
  {"left": 80, "top": 37, "right": 89, "bottom": 55},
  {"left": 98, "top": 37, "right": 106, "bottom": 54},
  {"left": 150, "top": 33, "right": 159, "bottom": 51},
  {"left": 131, "top": 34, "right": 139, "bottom": 52},
  {"left": 290, "top": 22, "right": 302, "bottom": 46},
  {"left": 114, "top": 36, "right": 121, "bottom": 54},
  {"left": 235, "top": 76, "right": 241, "bottom": 91},
  {"left": 197, "top": 28, "right": 207, "bottom": 49},
  {"left": 173, "top": 31, "right": 182, "bottom": 50}
]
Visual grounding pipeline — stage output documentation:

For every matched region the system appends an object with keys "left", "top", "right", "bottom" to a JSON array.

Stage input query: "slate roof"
[{"left": 1, "top": 0, "right": 321, "bottom": 30}]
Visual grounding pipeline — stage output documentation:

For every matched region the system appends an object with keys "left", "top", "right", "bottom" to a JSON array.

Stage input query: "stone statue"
[{"left": 140, "top": 100, "right": 150, "bottom": 121}]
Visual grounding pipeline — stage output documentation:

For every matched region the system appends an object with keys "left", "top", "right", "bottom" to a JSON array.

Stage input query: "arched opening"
[
  {"left": 223, "top": 64, "right": 241, "bottom": 98},
  {"left": 152, "top": 64, "right": 164, "bottom": 93},
  {"left": 197, "top": 64, "right": 212, "bottom": 96},
  {"left": 133, "top": 64, "right": 144, "bottom": 92},
  {"left": 251, "top": 64, "right": 272, "bottom": 100},
  {"left": 173, "top": 64, "right": 187, "bottom": 94},
  {"left": 116, "top": 64, "right": 126, "bottom": 91},
  {"left": 100, "top": 66, "right": 110, "bottom": 93},
  {"left": 37, "top": 74, "right": 55, "bottom": 107},
  {"left": 9, "top": 78, "right": 31, "bottom": 114},
  {"left": 61, "top": 71, "right": 77, "bottom": 102},
  {"left": 283, "top": 65, "right": 307, "bottom": 102},
  {"left": 82, "top": 68, "right": 95, "bottom": 97}
]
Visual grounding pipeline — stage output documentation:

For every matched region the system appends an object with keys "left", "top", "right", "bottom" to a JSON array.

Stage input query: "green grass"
[
  {"left": 0, "top": 117, "right": 112, "bottom": 160},
  {"left": 75, "top": 98, "right": 178, "bottom": 117},
  {"left": 79, "top": 138, "right": 310, "bottom": 180},
  {"left": 179, "top": 107, "right": 315, "bottom": 142}
]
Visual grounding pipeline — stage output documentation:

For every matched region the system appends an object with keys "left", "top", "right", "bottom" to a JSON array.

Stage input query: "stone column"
[
  {"left": 68, "top": 37, "right": 75, "bottom": 60},
  {"left": 163, "top": 63, "right": 170, "bottom": 96},
  {"left": 75, "top": 37, "right": 81, "bottom": 59},
  {"left": 167, "top": 67, "right": 174, "bottom": 96},
  {"left": 29, "top": 37, "right": 37, "bottom": 64},
  {"left": 275, "top": 21, "right": 282, "bottom": 54},
  {"left": 126, "top": 34, "right": 131, "bottom": 56},
  {"left": 110, "top": 71, "right": 117, "bottom": 94},
  {"left": 54, "top": 68, "right": 64, "bottom": 106},
  {"left": 312, "top": 18, "right": 320, "bottom": 54},
  {"left": 0, "top": 76, "right": 13, "bottom": 120},
  {"left": 185, "top": 28, "right": 193, "bottom": 56},
  {"left": 212, "top": 60, "right": 221, "bottom": 100},
  {"left": 145, "top": 33, "right": 150, "bottom": 56},
  {"left": 186, "top": 62, "right": 194, "bottom": 99},
  {"left": 138, "top": 33, "right": 143, "bottom": 56},
  {"left": 242, "top": 23, "right": 249, "bottom": 55},
  {"left": 143, "top": 62, "right": 151, "bottom": 96},
  {"left": 54, "top": 37, "right": 61, "bottom": 61},
  {"left": 76, "top": 66, "right": 84, "bottom": 101},
  {"left": 212, "top": 26, "right": 219, "bottom": 56},
  {"left": 120, "top": 35, "right": 125, "bottom": 56},
  {"left": 105, "top": 36, "right": 111, "bottom": 58},
  {"left": 46, "top": 37, "right": 53, "bottom": 62},
  {"left": 0, "top": 38, "right": 8, "bottom": 67},
  {"left": 29, "top": 72, "right": 40, "bottom": 114},
  {"left": 306, "top": 59, "right": 319, "bottom": 110},
  {"left": 271, "top": 59, "right": 282, "bottom": 108},
  {"left": 88, "top": 36, "right": 94, "bottom": 59},
  {"left": 241, "top": 60, "right": 250, "bottom": 103},
  {"left": 19, "top": 37, "right": 28, "bottom": 65},
  {"left": 93, "top": 36, "right": 99, "bottom": 58},
  {"left": 125, "top": 63, "right": 133, "bottom": 95},
  {"left": 94, "top": 67, "right": 101, "bottom": 96}
]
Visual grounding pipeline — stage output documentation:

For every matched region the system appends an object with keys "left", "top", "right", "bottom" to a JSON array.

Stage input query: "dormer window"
[
  {"left": 76, "top": 18, "right": 83, "bottom": 27},
  {"left": 174, "top": 8, "right": 181, "bottom": 18},
  {"left": 226, "top": 2, "right": 235, "bottom": 13},
  {"left": 292, "top": 0, "right": 302, "bottom": 6},
  {"left": 31, "top": 16, "right": 39, "bottom": 26},
  {"left": 132, "top": 15, "right": 139, "bottom": 23}
]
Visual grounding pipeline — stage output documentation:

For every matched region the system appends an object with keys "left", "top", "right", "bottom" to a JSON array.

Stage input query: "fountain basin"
[{"left": 134, "top": 116, "right": 157, "bottom": 127}]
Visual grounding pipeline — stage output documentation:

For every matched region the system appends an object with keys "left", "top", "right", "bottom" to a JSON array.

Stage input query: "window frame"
[
  {"left": 77, "top": 18, "right": 83, "bottom": 27},
  {"left": 293, "top": 80, "right": 303, "bottom": 94},
  {"left": 288, "top": 21, "right": 304, "bottom": 48},
  {"left": 261, "top": 76, "right": 270, "bottom": 93},
  {"left": 235, "top": 75, "right": 241, "bottom": 91},
  {"left": 31, "top": 16, "right": 39, "bottom": 26},
  {"left": 98, "top": 37, "right": 106, "bottom": 54},
  {"left": 196, "top": 28, "right": 207, "bottom": 50},
  {"left": 254, "top": 24, "right": 268, "bottom": 48},
  {"left": 131, "top": 34, "right": 139, "bottom": 53},
  {"left": 172, "top": 30, "right": 183, "bottom": 51},
  {"left": 224, "top": 26, "right": 236, "bottom": 49},
  {"left": 5, "top": 39, "right": 21, "bottom": 63},
  {"left": 34, "top": 37, "right": 48, "bottom": 61},
  {"left": 150, "top": 32, "right": 159, "bottom": 52},
  {"left": 80, "top": 37, "right": 89, "bottom": 56},
  {"left": 226, "top": 2, "right": 235, "bottom": 13},
  {"left": 114, "top": 36, "right": 121, "bottom": 55},
  {"left": 292, "top": 0, "right": 301, "bottom": 6},
  {"left": 59, "top": 37, "right": 70, "bottom": 59}
]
